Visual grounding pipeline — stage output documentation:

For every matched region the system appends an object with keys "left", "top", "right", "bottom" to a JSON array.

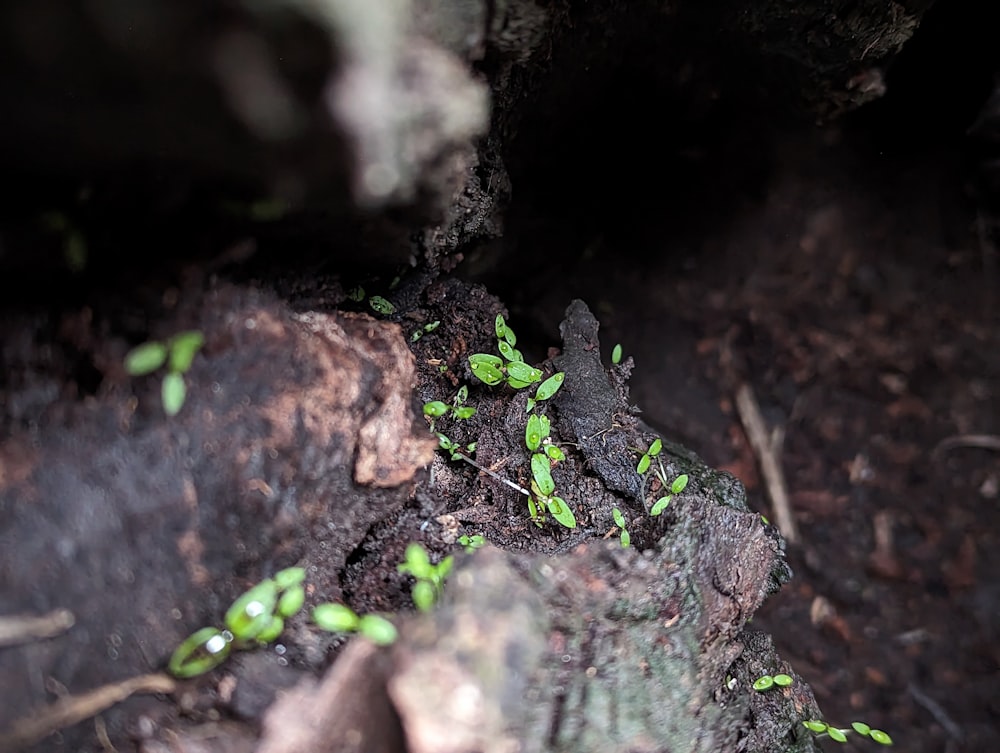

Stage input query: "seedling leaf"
[
  {"left": 526, "top": 414, "right": 543, "bottom": 451},
  {"left": 869, "top": 730, "right": 892, "bottom": 745},
  {"left": 612, "top": 508, "right": 626, "bottom": 527},
  {"left": 650, "top": 496, "right": 671, "bottom": 516},
  {"left": 358, "top": 614, "right": 398, "bottom": 645},
  {"left": 125, "top": 342, "right": 168, "bottom": 375},
  {"left": 547, "top": 497, "right": 576, "bottom": 528},
  {"left": 773, "top": 673, "right": 793, "bottom": 686},
  {"left": 753, "top": 675, "right": 775, "bottom": 691},
  {"left": 168, "top": 331, "right": 204, "bottom": 373},
  {"left": 637, "top": 454, "right": 651, "bottom": 474},
  {"left": 369, "top": 296, "right": 395, "bottom": 315},
  {"left": 648, "top": 438, "right": 663, "bottom": 457},
  {"left": 828, "top": 728, "right": 848, "bottom": 743},
  {"left": 611, "top": 343, "right": 623, "bottom": 364},
  {"left": 506, "top": 361, "right": 542, "bottom": 384},
  {"left": 161, "top": 372, "right": 187, "bottom": 416},
  {"left": 312, "top": 603, "right": 360, "bottom": 632},
  {"left": 545, "top": 444, "right": 565, "bottom": 461},
  {"left": 531, "top": 453, "right": 555, "bottom": 496},
  {"left": 423, "top": 401, "right": 449, "bottom": 417},
  {"left": 671, "top": 474, "right": 689, "bottom": 494},
  {"left": 534, "top": 372, "right": 565, "bottom": 401}
]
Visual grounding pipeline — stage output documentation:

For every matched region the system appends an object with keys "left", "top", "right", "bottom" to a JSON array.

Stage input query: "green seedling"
[
  {"left": 752, "top": 673, "right": 793, "bottom": 691},
  {"left": 611, "top": 343, "right": 623, "bottom": 365},
  {"left": 612, "top": 507, "right": 630, "bottom": 548},
  {"left": 650, "top": 473, "right": 690, "bottom": 516},
  {"left": 526, "top": 371, "right": 565, "bottom": 412},
  {"left": 802, "top": 720, "right": 892, "bottom": 746},
  {"left": 312, "top": 603, "right": 398, "bottom": 646},
  {"left": 436, "top": 432, "right": 477, "bottom": 461},
  {"left": 397, "top": 543, "right": 453, "bottom": 612},
  {"left": 636, "top": 438, "right": 662, "bottom": 475},
  {"left": 368, "top": 295, "right": 396, "bottom": 315},
  {"left": 125, "top": 330, "right": 205, "bottom": 417},
  {"left": 167, "top": 566, "right": 306, "bottom": 678},
  {"left": 469, "top": 314, "right": 563, "bottom": 395},
  {"left": 411, "top": 320, "right": 441, "bottom": 342},
  {"left": 458, "top": 534, "right": 486, "bottom": 552},
  {"left": 347, "top": 286, "right": 365, "bottom": 302}
]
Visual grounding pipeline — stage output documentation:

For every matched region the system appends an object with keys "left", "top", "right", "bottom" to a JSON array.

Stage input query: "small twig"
[
  {"left": 0, "top": 673, "right": 176, "bottom": 752},
  {"left": 908, "top": 683, "right": 963, "bottom": 741},
  {"left": 932, "top": 434, "right": 1000, "bottom": 458},
  {"left": 734, "top": 383, "right": 799, "bottom": 545},
  {"left": 455, "top": 453, "right": 531, "bottom": 496},
  {"left": 0, "top": 608, "right": 75, "bottom": 648}
]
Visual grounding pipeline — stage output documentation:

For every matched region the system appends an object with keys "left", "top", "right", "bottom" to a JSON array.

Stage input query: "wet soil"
[{"left": 480, "top": 124, "right": 1000, "bottom": 752}]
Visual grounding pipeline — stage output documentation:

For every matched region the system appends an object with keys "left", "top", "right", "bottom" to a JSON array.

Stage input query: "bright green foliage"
[
  {"left": 611, "top": 343, "right": 623, "bottom": 364},
  {"left": 753, "top": 675, "right": 775, "bottom": 691},
  {"left": 546, "top": 497, "right": 576, "bottom": 528},
  {"left": 802, "top": 720, "right": 893, "bottom": 746},
  {"left": 124, "top": 342, "right": 168, "bottom": 375},
  {"left": 124, "top": 330, "right": 205, "bottom": 417},
  {"left": 650, "top": 473, "right": 688, "bottom": 516},
  {"left": 531, "top": 453, "right": 555, "bottom": 496},
  {"left": 168, "top": 566, "right": 307, "bottom": 678},
  {"left": 312, "top": 603, "right": 398, "bottom": 646},
  {"left": 168, "top": 627, "right": 232, "bottom": 679},
  {"left": 411, "top": 320, "right": 440, "bottom": 342},
  {"left": 612, "top": 507, "right": 630, "bottom": 548},
  {"left": 397, "top": 543, "right": 453, "bottom": 612},
  {"left": 368, "top": 296, "right": 396, "bottom": 315},
  {"left": 469, "top": 315, "right": 546, "bottom": 390},
  {"left": 458, "top": 534, "right": 485, "bottom": 552}
]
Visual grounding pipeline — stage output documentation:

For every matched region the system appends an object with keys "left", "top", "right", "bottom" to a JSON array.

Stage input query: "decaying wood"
[{"left": 0, "top": 283, "right": 434, "bottom": 746}]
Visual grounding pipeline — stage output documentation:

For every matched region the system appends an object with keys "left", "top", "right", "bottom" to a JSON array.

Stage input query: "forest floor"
[{"left": 481, "top": 124, "right": 1000, "bottom": 753}]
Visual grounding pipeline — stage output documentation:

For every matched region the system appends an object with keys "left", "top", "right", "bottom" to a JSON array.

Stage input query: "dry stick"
[
  {"left": 0, "top": 608, "right": 76, "bottom": 648},
  {"left": 0, "top": 673, "right": 176, "bottom": 753},
  {"left": 734, "top": 383, "right": 799, "bottom": 545},
  {"left": 932, "top": 433, "right": 1000, "bottom": 458}
]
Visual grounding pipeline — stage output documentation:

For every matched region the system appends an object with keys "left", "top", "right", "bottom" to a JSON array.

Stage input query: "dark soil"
[{"left": 475, "top": 122, "right": 1000, "bottom": 752}]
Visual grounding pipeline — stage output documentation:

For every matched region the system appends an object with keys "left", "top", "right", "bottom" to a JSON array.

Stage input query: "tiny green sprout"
[
  {"left": 274, "top": 566, "right": 306, "bottom": 589},
  {"left": 411, "top": 320, "right": 441, "bottom": 342},
  {"left": 225, "top": 580, "right": 279, "bottom": 641},
  {"left": 458, "top": 534, "right": 485, "bottom": 552},
  {"left": 277, "top": 585, "right": 305, "bottom": 619},
  {"left": 637, "top": 453, "right": 652, "bottom": 474},
  {"left": 773, "top": 673, "right": 792, "bottom": 686},
  {"left": 346, "top": 286, "right": 365, "bottom": 302},
  {"left": 546, "top": 496, "right": 577, "bottom": 528},
  {"left": 168, "top": 627, "right": 233, "bottom": 678},
  {"left": 650, "top": 473, "right": 688, "bottom": 517},
  {"left": 498, "top": 339, "right": 516, "bottom": 361},
  {"left": 531, "top": 453, "right": 555, "bottom": 497},
  {"left": 753, "top": 675, "right": 775, "bottom": 691},
  {"left": 398, "top": 543, "right": 453, "bottom": 612},
  {"left": 495, "top": 313, "right": 507, "bottom": 339},
  {"left": 648, "top": 438, "right": 663, "bottom": 457},
  {"left": 802, "top": 720, "right": 892, "bottom": 746},
  {"left": 168, "top": 331, "right": 205, "bottom": 373},
  {"left": 527, "top": 496, "right": 544, "bottom": 527},
  {"left": 469, "top": 354, "right": 505, "bottom": 386},
  {"left": 453, "top": 406, "right": 476, "bottom": 419},
  {"left": 255, "top": 615, "right": 285, "bottom": 644},
  {"left": 612, "top": 507, "right": 630, "bottom": 548},
  {"left": 544, "top": 443, "right": 565, "bottom": 461},
  {"left": 524, "top": 413, "right": 545, "bottom": 452},
  {"left": 369, "top": 296, "right": 396, "bottom": 315},
  {"left": 611, "top": 343, "right": 623, "bottom": 365},
  {"left": 312, "top": 603, "right": 359, "bottom": 632},
  {"left": 357, "top": 614, "right": 398, "bottom": 645},
  {"left": 161, "top": 372, "right": 187, "bottom": 417},
  {"left": 506, "top": 361, "right": 542, "bottom": 385},
  {"left": 125, "top": 342, "right": 168, "bottom": 375},
  {"left": 424, "top": 401, "right": 449, "bottom": 417},
  {"left": 534, "top": 372, "right": 565, "bottom": 402},
  {"left": 125, "top": 331, "right": 205, "bottom": 416}
]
